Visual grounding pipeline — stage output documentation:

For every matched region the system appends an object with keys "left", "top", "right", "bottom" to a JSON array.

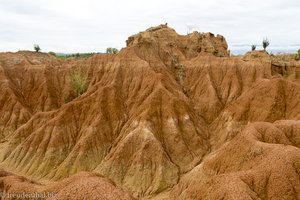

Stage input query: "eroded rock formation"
[{"left": 0, "top": 25, "right": 300, "bottom": 199}]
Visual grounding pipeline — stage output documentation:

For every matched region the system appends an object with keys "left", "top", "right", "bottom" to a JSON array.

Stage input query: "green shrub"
[
  {"left": 296, "top": 49, "right": 300, "bottom": 60},
  {"left": 262, "top": 38, "right": 270, "bottom": 51},
  {"left": 251, "top": 45, "right": 256, "bottom": 51},
  {"left": 69, "top": 71, "right": 88, "bottom": 98},
  {"left": 48, "top": 51, "right": 56, "bottom": 56},
  {"left": 106, "top": 47, "right": 119, "bottom": 54},
  {"left": 34, "top": 44, "right": 41, "bottom": 52}
]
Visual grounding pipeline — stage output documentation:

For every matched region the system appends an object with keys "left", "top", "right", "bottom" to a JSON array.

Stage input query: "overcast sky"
[{"left": 0, "top": 0, "right": 300, "bottom": 53}]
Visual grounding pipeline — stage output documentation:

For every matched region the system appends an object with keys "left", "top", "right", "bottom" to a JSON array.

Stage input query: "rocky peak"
[{"left": 126, "top": 24, "right": 229, "bottom": 60}]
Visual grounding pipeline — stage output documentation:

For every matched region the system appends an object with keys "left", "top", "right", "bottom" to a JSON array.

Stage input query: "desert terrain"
[{"left": 0, "top": 25, "right": 300, "bottom": 200}]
